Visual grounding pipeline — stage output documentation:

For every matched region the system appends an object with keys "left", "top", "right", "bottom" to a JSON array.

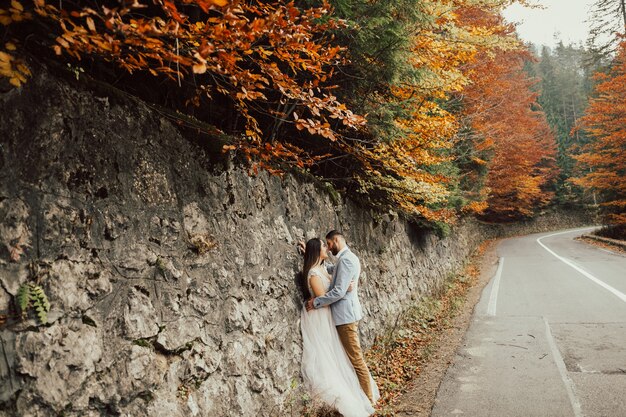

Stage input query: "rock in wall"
[{"left": 0, "top": 70, "right": 543, "bottom": 416}]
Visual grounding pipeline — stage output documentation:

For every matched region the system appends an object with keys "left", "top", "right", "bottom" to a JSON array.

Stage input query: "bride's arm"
[
  {"left": 309, "top": 275, "right": 327, "bottom": 298},
  {"left": 313, "top": 257, "right": 353, "bottom": 309}
]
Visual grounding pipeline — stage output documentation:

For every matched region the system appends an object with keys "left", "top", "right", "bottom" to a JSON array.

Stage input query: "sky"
[{"left": 502, "top": 0, "right": 597, "bottom": 48}]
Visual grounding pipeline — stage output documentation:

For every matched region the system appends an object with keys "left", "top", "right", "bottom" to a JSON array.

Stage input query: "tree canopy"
[
  {"left": 1, "top": 0, "right": 561, "bottom": 228},
  {"left": 573, "top": 40, "right": 626, "bottom": 234}
]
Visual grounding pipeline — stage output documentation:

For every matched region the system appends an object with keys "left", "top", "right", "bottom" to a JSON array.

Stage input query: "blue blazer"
[{"left": 313, "top": 248, "right": 363, "bottom": 326}]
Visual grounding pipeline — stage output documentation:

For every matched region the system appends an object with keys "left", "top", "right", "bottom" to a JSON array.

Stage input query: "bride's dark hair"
[{"left": 297, "top": 238, "right": 322, "bottom": 301}]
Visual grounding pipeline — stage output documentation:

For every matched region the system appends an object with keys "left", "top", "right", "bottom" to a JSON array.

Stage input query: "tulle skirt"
[{"left": 300, "top": 307, "right": 379, "bottom": 417}]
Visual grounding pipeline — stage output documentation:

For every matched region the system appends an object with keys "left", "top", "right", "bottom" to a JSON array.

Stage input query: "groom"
[{"left": 305, "top": 230, "right": 373, "bottom": 403}]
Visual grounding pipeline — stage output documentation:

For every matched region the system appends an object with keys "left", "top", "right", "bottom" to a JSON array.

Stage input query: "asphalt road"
[{"left": 431, "top": 227, "right": 626, "bottom": 417}]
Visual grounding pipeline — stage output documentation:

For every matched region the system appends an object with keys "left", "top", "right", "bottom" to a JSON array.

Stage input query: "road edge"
[{"left": 390, "top": 240, "right": 501, "bottom": 416}]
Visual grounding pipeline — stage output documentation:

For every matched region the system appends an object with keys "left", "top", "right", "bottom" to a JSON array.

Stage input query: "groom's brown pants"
[{"left": 336, "top": 321, "right": 373, "bottom": 403}]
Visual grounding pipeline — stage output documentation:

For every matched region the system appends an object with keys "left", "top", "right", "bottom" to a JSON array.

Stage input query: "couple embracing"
[{"left": 298, "top": 230, "right": 380, "bottom": 416}]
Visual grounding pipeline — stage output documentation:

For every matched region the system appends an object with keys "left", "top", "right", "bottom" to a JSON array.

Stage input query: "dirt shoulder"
[
  {"left": 386, "top": 240, "right": 500, "bottom": 417},
  {"left": 577, "top": 235, "right": 626, "bottom": 255}
]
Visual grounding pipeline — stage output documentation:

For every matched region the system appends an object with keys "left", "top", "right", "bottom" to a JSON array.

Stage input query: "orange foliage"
[
  {"left": 10, "top": 0, "right": 363, "bottom": 171},
  {"left": 574, "top": 40, "right": 626, "bottom": 226},
  {"left": 459, "top": 11, "right": 557, "bottom": 220},
  {"left": 351, "top": 1, "right": 521, "bottom": 223},
  {"left": 1, "top": 0, "right": 557, "bottom": 225},
  {"left": 0, "top": 1, "right": 32, "bottom": 87}
]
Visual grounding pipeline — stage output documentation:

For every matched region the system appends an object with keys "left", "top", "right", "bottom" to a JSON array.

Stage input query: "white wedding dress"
[{"left": 300, "top": 265, "right": 380, "bottom": 417}]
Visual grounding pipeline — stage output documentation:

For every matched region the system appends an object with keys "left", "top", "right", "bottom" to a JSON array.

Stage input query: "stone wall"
[
  {"left": 0, "top": 71, "right": 590, "bottom": 417},
  {"left": 483, "top": 209, "right": 598, "bottom": 239}
]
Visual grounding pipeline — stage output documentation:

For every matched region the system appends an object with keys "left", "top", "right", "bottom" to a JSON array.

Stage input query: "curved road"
[{"left": 432, "top": 227, "right": 626, "bottom": 417}]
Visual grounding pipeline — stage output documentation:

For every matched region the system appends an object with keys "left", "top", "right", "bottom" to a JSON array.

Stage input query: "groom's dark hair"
[{"left": 325, "top": 230, "right": 344, "bottom": 240}]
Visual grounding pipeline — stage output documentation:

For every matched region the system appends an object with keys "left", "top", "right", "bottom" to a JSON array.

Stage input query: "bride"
[{"left": 298, "top": 238, "right": 379, "bottom": 417}]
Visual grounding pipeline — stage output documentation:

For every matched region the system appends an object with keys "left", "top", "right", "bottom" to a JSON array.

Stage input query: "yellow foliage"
[
  {"left": 462, "top": 200, "right": 488, "bottom": 215},
  {"left": 0, "top": 43, "right": 31, "bottom": 87},
  {"left": 0, "top": 0, "right": 536, "bottom": 225},
  {"left": 0, "top": 1, "right": 32, "bottom": 87},
  {"left": 354, "top": 0, "right": 523, "bottom": 222}
]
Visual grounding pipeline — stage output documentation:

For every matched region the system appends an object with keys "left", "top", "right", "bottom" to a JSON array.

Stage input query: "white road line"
[
  {"left": 486, "top": 258, "right": 504, "bottom": 317},
  {"left": 537, "top": 229, "right": 626, "bottom": 303},
  {"left": 544, "top": 317, "right": 583, "bottom": 417}
]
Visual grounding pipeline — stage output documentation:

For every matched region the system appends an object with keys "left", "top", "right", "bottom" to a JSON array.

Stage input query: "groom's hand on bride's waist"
[{"left": 305, "top": 298, "right": 315, "bottom": 311}]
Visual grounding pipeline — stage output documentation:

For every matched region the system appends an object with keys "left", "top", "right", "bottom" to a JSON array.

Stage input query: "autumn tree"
[
  {"left": 573, "top": 40, "right": 626, "bottom": 236},
  {"left": 457, "top": 11, "right": 558, "bottom": 220},
  {"left": 342, "top": 0, "right": 522, "bottom": 224},
  {"left": 2, "top": 0, "right": 366, "bottom": 171},
  {"left": 297, "top": 0, "right": 425, "bottom": 139},
  {"left": 1, "top": 0, "right": 556, "bottom": 227}
]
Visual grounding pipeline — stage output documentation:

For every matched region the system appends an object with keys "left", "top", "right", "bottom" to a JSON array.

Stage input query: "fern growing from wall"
[{"left": 17, "top": 283, "right": 50, "bottom": 324}]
